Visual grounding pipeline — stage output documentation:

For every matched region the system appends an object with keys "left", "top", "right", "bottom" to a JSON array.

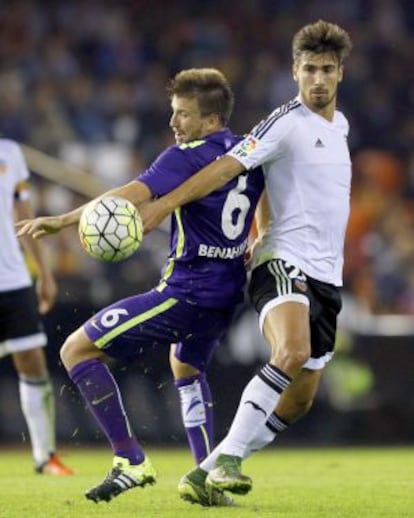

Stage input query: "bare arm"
[
  {"left": 141, "top": 155, "right": 245, "bottom": 232},
  {"left": 245, "top": 189, "right": 270, "bottom": 267},
  {"left": 16, "top": 180, "right": 152, "bottom": 239},
  {"left": 15, "top": 197, "right": 57, "bottom": 314},
  {"left": 254, "top": 189, "right": 271, "bottom": 241}
]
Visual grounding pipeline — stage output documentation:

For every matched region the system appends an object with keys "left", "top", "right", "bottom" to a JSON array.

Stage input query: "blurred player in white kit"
[{"left": 0, "top": 138, "right": 73, "bottom": 475}]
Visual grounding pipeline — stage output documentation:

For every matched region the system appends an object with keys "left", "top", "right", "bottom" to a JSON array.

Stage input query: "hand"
[
  {"left": 15, "top": 215, "right": 64, "bottom": 239},
  {"left": 140, "top": 199, "right": 171, "bottom": 233}
]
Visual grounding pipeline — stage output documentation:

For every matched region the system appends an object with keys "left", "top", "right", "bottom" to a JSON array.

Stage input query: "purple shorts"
[{"left": 84, "top": 287, "right": 234, "bottom": 372}]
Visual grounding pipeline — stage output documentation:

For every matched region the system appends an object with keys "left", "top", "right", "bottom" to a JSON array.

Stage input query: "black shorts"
[
  {"left": 0, "top": 286, "right": 46, "bottom": 357},
  {"left": 249, "top": 259, "right": 342, "bottom": 367}
]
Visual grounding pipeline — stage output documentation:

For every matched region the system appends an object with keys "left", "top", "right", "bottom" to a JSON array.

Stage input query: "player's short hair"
[
  {"left": 292, "top": 20, "right": 352, "bottom": 65},
  {"left": 167, "top": 68, "right": 234, "bottom": 125}
]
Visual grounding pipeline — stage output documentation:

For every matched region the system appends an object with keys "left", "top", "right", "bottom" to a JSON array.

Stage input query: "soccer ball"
[{"left": 78, "top": 196, "right": 143, "bottom": 262}]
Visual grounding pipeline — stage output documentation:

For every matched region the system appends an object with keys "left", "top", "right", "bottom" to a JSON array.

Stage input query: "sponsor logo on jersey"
[{"left": 198, "top": 238, "right": 248, "bottom": 259}]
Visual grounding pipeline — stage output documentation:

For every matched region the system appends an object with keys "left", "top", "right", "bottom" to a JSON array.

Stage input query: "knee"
[
  {"left": 169, "top": 347, "right": 199, "bottom": 380},
  {"left": 171, "top": 361, "right": 200, "bottom": 381},
  {"left": 13, "top": 348, "right": 48, "bottom": 379},
  {"left": 59, "top": 334, "right": 76, "bottom": 370},
  {"left": 271, "top": 344, "right": 311, "bottom": 377},
  {"left": 60, "top": 330, "right": 96, "bottom": 371}
]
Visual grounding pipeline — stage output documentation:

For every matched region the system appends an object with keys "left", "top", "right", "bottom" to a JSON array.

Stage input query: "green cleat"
[
  {"left": 178, "top": 467, "right": 236, "bottom": 507},
  {"left": 85, "top": 455, "right": 157, "bottom": 503},
  {"left": 206, "top": 454, "right": 252, "bottom": 495}
]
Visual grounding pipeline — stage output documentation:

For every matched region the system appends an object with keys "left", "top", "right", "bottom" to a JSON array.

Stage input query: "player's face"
[
  {"left": 170, "top": 95, "right": 214, "bottom": 144},
  {"left": 293, "top": 52, "right": 343, "bottom": 120}
]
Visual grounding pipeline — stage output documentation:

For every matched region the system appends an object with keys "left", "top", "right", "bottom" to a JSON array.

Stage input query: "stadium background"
[{"left": 1, "top": 0, "right": 414, "bottom": 447}]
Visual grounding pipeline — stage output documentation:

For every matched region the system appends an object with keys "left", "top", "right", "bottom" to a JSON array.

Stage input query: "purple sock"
[
  {"left": 69, "top": 358, "right": 144, "bottom": 465},
  {"left": 175, "top": 373, "right": 213, "bottom": 464}
]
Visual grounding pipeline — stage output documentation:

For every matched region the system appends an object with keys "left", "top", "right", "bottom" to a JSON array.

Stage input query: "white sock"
[
  {"left": 244, "top": 412, "right": 289, "bottom": 458},
  {"left": 219, "top": 364, "right": 291, "bottom": 458},
  {"left": 200, "top": 439, "right": 224, "bottom": 472},
  {"left": 200, "top": 412, "right": 289, "bottom": 471},
  {"left": 244, "top": 424, "right": 277, "bottom": 458},
  {"left": 19, "top": 377, "right": 55, "bottom": 465}
]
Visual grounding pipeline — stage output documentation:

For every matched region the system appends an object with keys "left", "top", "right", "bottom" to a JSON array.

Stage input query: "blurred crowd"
[{"left": 1, "top": 0, "right": 413, "bottom": 314}]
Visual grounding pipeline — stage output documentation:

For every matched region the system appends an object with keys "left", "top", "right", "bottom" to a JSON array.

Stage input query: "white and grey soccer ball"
[{"left": 79, "top": 196, "right": 143, "bottom": 262}]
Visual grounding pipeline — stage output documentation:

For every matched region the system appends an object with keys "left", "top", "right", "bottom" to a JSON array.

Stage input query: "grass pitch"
[{"left": 1, "top": 446, "right": 413, "bottom": 517}]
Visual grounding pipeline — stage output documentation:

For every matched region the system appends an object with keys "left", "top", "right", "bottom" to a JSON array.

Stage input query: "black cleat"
[{"left": 85, "top": 456, "right": 156, "bottom": 503}]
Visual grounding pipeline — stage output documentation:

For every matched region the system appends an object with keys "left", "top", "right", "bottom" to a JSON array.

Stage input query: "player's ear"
[
  {"left": 207, "top": 113, "right": 221, "bottom": 130},
  {"left": 337, "top": 65, "right": 344, "bottom": 83},
  {"left": 292, "top": 63, "right": 298, "bottom": 82}
]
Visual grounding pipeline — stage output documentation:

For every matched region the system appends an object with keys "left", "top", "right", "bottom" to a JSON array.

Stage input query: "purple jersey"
[{"left": 138, "top": 129, "right": 264, "bottom": 308}]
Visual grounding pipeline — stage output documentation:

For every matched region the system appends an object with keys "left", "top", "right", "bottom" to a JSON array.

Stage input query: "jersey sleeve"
[
  {"left": 11, "top": 142, "right": 30, "bottom": 182},
  {"left": 9, "top": 141, "right": 31, "bottom": 200},
  {"left": 228, "top": 105, "right": 296, "bottom": 170},
  {"left": 136, "top": 146, "right": 195, "bottom": 197}
]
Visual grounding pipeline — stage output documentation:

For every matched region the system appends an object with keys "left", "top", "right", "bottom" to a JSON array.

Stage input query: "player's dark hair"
[
  {"left": 292, "top": 20, "right": 352, "bottom": 65},
  {"left": 167, "top": 68, "right": 234, "bottom": 125}
]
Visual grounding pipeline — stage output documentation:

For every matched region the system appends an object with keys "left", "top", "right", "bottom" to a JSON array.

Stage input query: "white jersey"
[
  {"left": 229, "top": 97, "right": 351, "bottom": 286},
  {"left": 0, "top": 139, "right": 32, "bottom": 291}
]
